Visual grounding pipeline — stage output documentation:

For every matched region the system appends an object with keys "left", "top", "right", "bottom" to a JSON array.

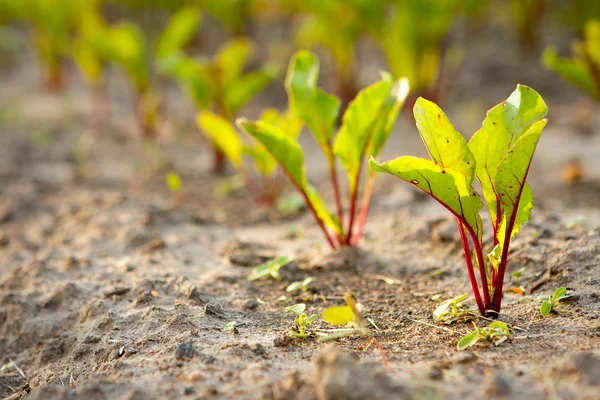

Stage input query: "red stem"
[
  {"left": 345, "top": 160, "right": 364, "bottom": 246},
  {"left": 328, "top": 156, "right": 345, "bottom": 245},
  {"left": 351, "top": 171, "right": 375, "bottom": 245},
  {"left": 457, "top": 219, "right": 486, "bottom": 315}
]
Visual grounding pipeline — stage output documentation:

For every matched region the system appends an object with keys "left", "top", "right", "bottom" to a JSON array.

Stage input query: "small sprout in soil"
[
  {"left": 237, "top": 50, "right": 410, "bottom": 249},
  {"left": 512, "top": 267, "right": 525, "bottom": 285},
  {"left": 166, "top": 171, "right": 182, "bottom": 193},
  {"left": 275, "top": 295, "right": 288, "bottom": 303},
  {"left": 457, "top": 321, "right": 511, "bottom": 351},
  {"left": 277, "top": 193, "right": 307, "bottom": 217},
  {"left": 319, "top": 293, "right": 370, "bottom": 342},
  {"left": 286, "top": 277, "right": 315, "bottom": 293},
  {"left": 370, "top": 85, "right": 548, "bottom": 316},
  {"left": 248, "top": 256, "right": 292, "bottom": 281},
  {"left": 286, "top": 303, "right": 318, "bottom": 339},
  {"left": 433, "top": 293, "right": 477, "bottom": 324},
  {"left": 223, "top": 321, "right": 238, "bottom": 334},
  {"left": 540, "top": 287, "right": 570, "bottom": 317}
]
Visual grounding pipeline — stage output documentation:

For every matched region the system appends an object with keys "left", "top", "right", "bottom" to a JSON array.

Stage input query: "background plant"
[
  {"left": 543, "top": 19, "right": 600, "bottom": 101},
  {"left": 165, "top": 38, "right": 279, "bottom": 172},
  {"left": 540, "top": 287, "right": 569, "bottom": 317},
  {"left": 371, "top": 85, "right": 548, "bottom": 315},
  {"left": 238, "top": 50, "right": 409, "bottom": 249}
]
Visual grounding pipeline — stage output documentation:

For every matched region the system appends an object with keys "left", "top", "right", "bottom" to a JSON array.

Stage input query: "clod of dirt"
[
  {"left": 273, "top": 335, "right": 293, "bottom": 347},
  {"left": 0, "top": 375, "right": 25, "bottom": 399},
  {"left": 556, "top": 353, "right": 600, "bottom": 386},
  {"left": 243, "top": 299, "right": 260, "bottom": 310},
  {"left": 482, "top": 374, "right": 512, "bottom": 397},
  {"left": 313, "top": 346, "right": 411, "bottom": 400},
  {"left": 222, "top": 240, "right": 276, "bottom": 267},
  {"left": 310, "top": 247, "right": 376, "bottom": 271},
  {"left": 175, "top": 342, "right": 195, "bottom": 360}
]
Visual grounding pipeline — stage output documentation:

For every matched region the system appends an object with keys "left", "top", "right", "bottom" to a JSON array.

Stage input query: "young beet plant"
[
  {"left": 543, "top": 19, "right": 600, "bottom": 101},
  {"left": 164, "top": 39, "right": 278, "bottom": 172},
  {"left": 237, "top": 50, "right": 410, "bottom": 249},
  {"left": 370, "top": 85, "right": 548, "bottom": 315}
]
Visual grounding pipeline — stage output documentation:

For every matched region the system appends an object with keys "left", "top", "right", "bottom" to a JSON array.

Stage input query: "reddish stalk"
[
  {"left": 213, "top": 147, "right": 226, "bottom": 173},
  {"left": 345, "top": 159, "right": 364, "bottom": 245},
  {"left": 457, "top": 219, "right": 486, "bottom": 315},
  {"left": 328, "top": 155, "right": 345, "bottom": 245},
  {"left": 351, "top": 171, "right": 375, "bottom": 244}
]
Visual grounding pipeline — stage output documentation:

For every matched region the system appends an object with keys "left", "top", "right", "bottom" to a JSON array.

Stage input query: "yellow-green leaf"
[
  {"left": 155, "top": 6, "right": 202, "bottom": 60},
  {"left": 223, "top": 65, "right": 279, "bottom": 116},
  {"left": 216, "top": 38, "right": 252, "bottom": 87},
  {"left": 237, "top": 118, "right": 341, "bottom": 235},
  {"left": 197, "top": 112, "right": 244, "bottom": 170},
  {"left": 285, "top": 50, "right": 340, "bottom": 150},
  {"left": 322, "top": 306, "right": 354, "bottom": 325},
  {"left": 333, "top": 74, "right": 393, "bottom": 192}
]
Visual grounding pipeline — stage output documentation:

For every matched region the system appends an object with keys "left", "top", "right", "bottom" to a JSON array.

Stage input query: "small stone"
[
  {"left": 243, "top": 299, "right": 260, "bottom": 310},
  {"left": 183, "top": 387, "right": 195, "bottom": 395},
  {"left": 483, "top": 374, "right": 511, "bottom": 397},
  {"left": 175, "top": 342, "right": 195, "bottom": 360}
]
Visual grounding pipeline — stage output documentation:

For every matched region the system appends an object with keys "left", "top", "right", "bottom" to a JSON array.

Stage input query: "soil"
[{"left": 1, "top": 19, "right": 600, "bottom": 400}]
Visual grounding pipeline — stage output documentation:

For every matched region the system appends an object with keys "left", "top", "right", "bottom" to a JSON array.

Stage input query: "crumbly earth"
[{"left": 2, "top": 24, "right": 600, "bottom": 400}]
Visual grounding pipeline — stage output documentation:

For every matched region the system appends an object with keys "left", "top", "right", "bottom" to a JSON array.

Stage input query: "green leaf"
[
  {"left": 553, "top": 287, "right": 568, "bottom": 301},
  {"left": 306, "top": 314, "right": 319, "bottom": 324},
  {"left": 542, "top": 47, "right": 598, "bottom": 99},
  {"left": 457, "top": 330, "right": 480, "bottom": 350},
  {"left": 367, "top": 77, "right": 411, "bottom": 158},
  {"left": 197, "top": 112, "right": 244, "bottom": 170},
  {"left": 166, "top": 171, "right": 182, "bottom": 192},
  {"left": 108, "top": 22, "right": 148, "bottom": 92},
  {"left": 286, "top": 303, "right": 306, "bottom": 315},
  {"left": 248, "top": 256, "right": 292, "bottom": 281},
  {"left": 155, "top": 6, "right": 201, "bottom": 59},
  {"left": 237, "top": 118, "right": 342, "bottom": 234},
  {"left": 223, "top": 65, "right": 279, "bottom": 116},
  {"left": 433, "top": 293, "right": 469, "bottom": 320},
  {"left": 322, "top": 305, "right": 354, "bottom": 325},
  {"left": 540, "top": 300, "right": 552, "bottom": 317},
  {"left": 333, "top": 74, "right": 395, "bottom": 192},
  {"left": 285, "top": 50, "right": 340, "bottom": 153},
  {"left": 223, "top": 321, "right": 237, "bottom": 332},
  {"left": 216, "top": 38, "right": 252, "bottom": 87},
  {"left": 370, "top": 155, "right": 483, "bottom": 241},
  {"left": 470, "top": 85, "right": 547, "bottom": 272},
  {"left": 286, "top": 281, "right": 303, "bottom": 293}
]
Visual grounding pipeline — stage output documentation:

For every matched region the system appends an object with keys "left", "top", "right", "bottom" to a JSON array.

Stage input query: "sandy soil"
[{"left": 1, "top": 19, "right": 600, "bottom": 400}]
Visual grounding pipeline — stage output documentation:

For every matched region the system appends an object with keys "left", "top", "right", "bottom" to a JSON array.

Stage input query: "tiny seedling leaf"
[
  {"left": 322, "top": 306, "right": 354, "bottom": 325},
  {"left": 457, "top": 330, "right": 480, "bottom": 351},
  {"left": 166, "top": 171, "right": 182, "bottom": 193},
  {"left": 248, "top": 256, "right": 292, "bottom": 281},
  {"left": 286, "top": 303, "right": 306, "bottom": 316}
]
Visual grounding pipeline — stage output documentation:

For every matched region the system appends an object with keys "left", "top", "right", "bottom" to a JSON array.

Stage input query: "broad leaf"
[
  {"left": 542, "top": 47, "right": 598, "bottom": 99},
  {"left": 286, "top": 303, "right": 306, "bottom": 315},
  {"left": 457, "top": 330, "right": 480, "bottom": 350},
  {"left": 471, "top": 85, "right": 547, "bottom": 274},
  {"left": 469, "top": 84, "right": 547, "bottom": 234},
  {"left": 237, "top": 118, "right": 342, "bottom": 235},
  {"left": 540, "top": 300, "right": 551, "bottom": 317},
  {"left": 285, "top": 50, "right": 340, "bottom": 154},
  {"left": 247, "top": 256, "right": 292, "bottom": 281},
  {"left": 333, "top": 74, "right": 393, "bottom": 192},
  {"left": 155, "top": 6, "right": 201, "bottom": 59},
  {"left": 223, "top": 65, "right": 279, "bottom": 116},
  {"left": 322, "top": 306, "right": 354, "bottom": 325},
  {"left": 197, "top": 112, "right": 244, "bottom": 170},
  {"left": 216, "top": 38, "right": 252, "bottom": 87}
]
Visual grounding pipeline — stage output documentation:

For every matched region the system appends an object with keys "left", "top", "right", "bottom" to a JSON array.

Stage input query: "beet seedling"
[
  {"left": 106, "top": 6, "right": 202, "bottom": 139},
  {"left": 433, "top": 293, "right": 477, "bottom": 324},
  {"left": 371, "top": 85, "right": 548, "bottom": 315},
  {"left": 197, "top": 107, "right": 301, "bottom": 206},
  {"left": 286, "top": 303, "right": 318, "bottom": 338},
  {"left": 457, "top": 321, "right": 511, "bottom": 351},
  {"left": 248, "top": 256, "right": 292, "bottom": 281},
  {"left": 238, "top": 50, "right": 409, "bottom": 249},
  {"left": 540, "top": 287, "right": 569, "bottom": 317},
  {"left": 543, "top": 20, "right": 600, "bottom": 101},
  {"left": 165, "top": 39, "right": 279, "bottom": 172},
  {"left": 319, "top": 293, "right": 370, "bottom": 342},
  {"left": 286, "top": 277, "right": 315, "bottom": 293}
]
